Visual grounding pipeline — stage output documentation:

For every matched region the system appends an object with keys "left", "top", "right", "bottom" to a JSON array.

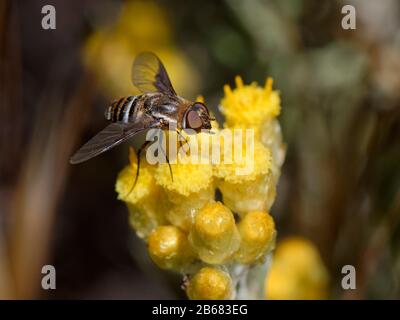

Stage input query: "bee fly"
[{"left": 70, "top": 52, "right": 214, "bottom": 189}]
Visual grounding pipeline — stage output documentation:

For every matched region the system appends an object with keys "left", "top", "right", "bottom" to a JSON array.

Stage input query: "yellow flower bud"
[
  {"left": 187, "top": 267, "right": 233, "bottom": 300},
  {"left": 236, "top": 211, "right": 276, "bottom": 264},
  {"left": 148, "top": 226, "right": 195, "bottom": 272},
  {"left": 189, "top": 202, "right": 240, "bottom": 264}
]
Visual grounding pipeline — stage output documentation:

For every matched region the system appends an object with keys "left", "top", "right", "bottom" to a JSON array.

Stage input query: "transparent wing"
[
  {"left": 132, "top": 52, "right": 177, "bottom": 96},
  {"left": 70, "top": 120, "right": 157, "bottom": 164}
]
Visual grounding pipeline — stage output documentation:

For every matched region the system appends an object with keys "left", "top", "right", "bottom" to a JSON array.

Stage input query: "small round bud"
[
  {"left": 148, "top": 226, "right": 195, "bottom": 271},
  {"left": 236, "top": 211, "right": 276, "bottom": 264},
  {"left": 187, "top": 267, "right": 233, "bottom": 300},
  {"left": 189, "top": 202, "right": 240, "bottom": 264}
]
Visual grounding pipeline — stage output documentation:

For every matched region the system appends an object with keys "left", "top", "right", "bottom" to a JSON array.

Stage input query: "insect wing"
[
  {"left": 70, "top": 121, "right": 154, "bottom": 164},
  {"left": 132, "top": 52, "right": 177, "bottom": 96}
]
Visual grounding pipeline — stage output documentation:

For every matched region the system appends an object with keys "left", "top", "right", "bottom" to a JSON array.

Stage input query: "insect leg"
[
  {"left": 176, "top": 129, "right": 189, "bottom": 144},
  {"left": 125, "top": 140, "right": 151, "bottom": 197},
  {"left": 164, "top": 149, "right": 173, "bottom": 182},
  {"left": 158, "top": 130, "right": 174, "bottom": 182},
  {"left": 176, "top": 129, "right": 190, "bottom": 154}
]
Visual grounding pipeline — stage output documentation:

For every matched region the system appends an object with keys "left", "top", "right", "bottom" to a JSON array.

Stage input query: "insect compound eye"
[{"left": 186, "top": 110, "right": 203, "bottom": 129}]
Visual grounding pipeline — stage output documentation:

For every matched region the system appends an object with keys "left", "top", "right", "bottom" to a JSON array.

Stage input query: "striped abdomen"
[{"left": 105, "top": 95, "right": 139, "bottom": 123}]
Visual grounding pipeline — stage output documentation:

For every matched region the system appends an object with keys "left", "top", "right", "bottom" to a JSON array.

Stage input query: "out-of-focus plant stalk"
[{"left": 7, "top": 74, "right": 94, "bottom": 299}]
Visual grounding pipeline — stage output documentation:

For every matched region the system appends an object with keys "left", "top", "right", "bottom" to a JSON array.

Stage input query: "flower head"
[
  {"left": 214, "top": 135, "right": 275, "bottom": 216},
  {"left": 214, "top": 138, "right": 272, "bottom": 184},
  {"left": 155, "top": 157, "right": 214, "bottom": 197},
  {"left": 83, "top": 1, "right": 199, "bottom": 98},
  {"left": 220, "top": 76, "right": 280, "bottom": 129},
  {"left": 114, "top": 73, "right": 285, "bottom": 300}
]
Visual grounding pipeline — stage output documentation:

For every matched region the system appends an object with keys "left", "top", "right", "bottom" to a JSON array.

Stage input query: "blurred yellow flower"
[
  {"left": 115, "top": 1, "right": 171, "bottom": 46},
  {"left": 265, "top": 237, "right": 330, "bottom": 300},
  {"left": 83, "top": 0, "right": 200, "bottom": 98}
]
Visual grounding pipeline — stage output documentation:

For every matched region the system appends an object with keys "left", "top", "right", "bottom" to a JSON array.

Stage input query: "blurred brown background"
[{"left": 0, "top": 0, "right": 399, "bottom": 299}]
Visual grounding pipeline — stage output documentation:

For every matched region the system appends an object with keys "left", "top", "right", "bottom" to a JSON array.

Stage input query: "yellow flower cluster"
[
  {"left": 218, "top": 77, "right": 286, "bottom": 215},
  {"left": 82, "top": 0, "right": 199, "bottom": 98},
  {"left": 265, "top": 237, "right": 330, "bottom": 300},
  {"left": 116, "top": 77, "right": 285, "bottom": 299}
]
